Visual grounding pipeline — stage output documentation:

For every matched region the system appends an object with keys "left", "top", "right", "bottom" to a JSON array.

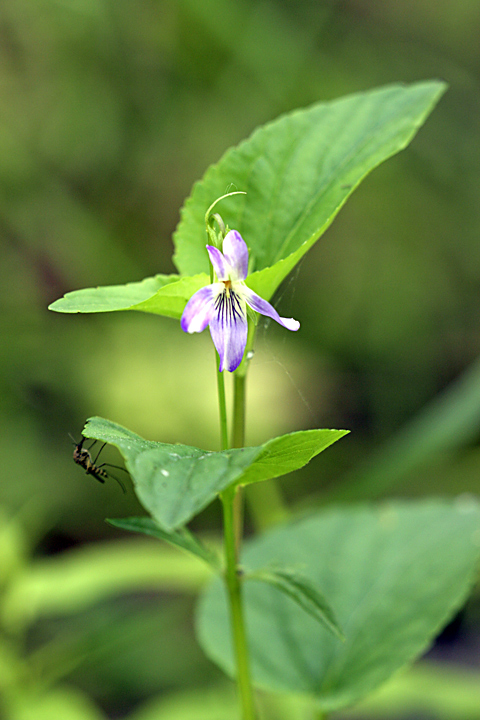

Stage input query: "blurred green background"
[{"left": 2, "top": 0, "right": 480, "bottom": 718}]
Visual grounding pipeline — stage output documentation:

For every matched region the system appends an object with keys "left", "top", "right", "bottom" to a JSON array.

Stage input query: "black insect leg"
[{"left": 92, "top": 442, "right": 107, "bottom": 465}]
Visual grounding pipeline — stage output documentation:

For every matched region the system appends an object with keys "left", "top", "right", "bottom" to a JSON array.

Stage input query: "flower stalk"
[
  {"left": 199, "top": 205, "right": 299, "bottom": 719},
  {"left": 221, "top": 484, "right": 257, "bottom": 720},
  {"left": 215, "top": 357, "right": 256, "bottom": 718}
]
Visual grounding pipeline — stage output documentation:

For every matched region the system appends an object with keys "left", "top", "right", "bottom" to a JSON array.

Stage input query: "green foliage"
[
  {"left": 48, "top": 274, "right": 209, "bottom": 320},
  {"left": 107, "top": 517, "right": 220, "bottom": 569},
  {"left": 2, "top": 538, "right": 209, "bottom": 629},
  {"left": 238, "top": 429, "right": 349, "bottom": 485},
  {"left": 342, "top": 662, "right": 480, "bottom": 720},
  {"left": 174, "top": 81, "right": 446, "bottom": 300},
  {"left": 83, "top": 418, "right": 347, "bottom": 531},
  {"left": 4, "top": 687, "right": 108, "bottom": 720},
  {"left": 246, "top": 567, "right": 344, "bottom": 640},
  {"left": 197, "top": 499, "right": 480, "bottom": 710},
  {"left": 331, "top": 353, "right": 480, "bottom": 502},
  {"left": 48, "top": 81, "right": 446, "bottom": 318},
  {"left": 126, "top": 686, "right": 239, "bottom": 720}
]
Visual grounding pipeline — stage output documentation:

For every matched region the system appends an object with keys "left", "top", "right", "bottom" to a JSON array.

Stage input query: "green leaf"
[
  {"left": 107, "top": 517, "right": 220, "bottom": 569},
  {"left": 83, "top": 417, "right": 260, "bottom": 531},
  {"left": 237, "top": 429, "right": 348, "bottom": 486},
  {"left": 48, "top": 273, "right": 209, "bottom": 319},
  {"left": 330, "top": 353, "right": 480, "bottom": 502},
  {"left": 83, "top": 418, "right": 347, "bottom": 531},
  {"left": 196, "top": 499, "right": 480, "bottom": 710},
  {"left": 174, "top": 81, "right": 446, "bottom": 300},
  {"left": 247, "top": 566, "right": 344, "bottom": 640}
]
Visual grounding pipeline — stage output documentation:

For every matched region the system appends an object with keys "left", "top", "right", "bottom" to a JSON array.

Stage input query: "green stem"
[
  {"left": 221, "top": 486, "right": 256, "bottom": 720},
  {"left": 232, "top": 372, "right": 246, "bottom": 553},
  {"left": 234, "top": 320, "right": 289, "bottom": 531},
  {"left": 215, "top": 353, "right": 256, "bottom": 718},
  {"left": 216, "top": 356, "right": 229, "bottom": 451},
  {"left": 232, "top": 373, "right": 246, "bottom": 449}
]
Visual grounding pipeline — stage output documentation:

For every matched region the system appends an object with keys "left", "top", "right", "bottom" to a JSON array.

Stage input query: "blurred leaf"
[
  {"left": 48, "top": 274, "right": 209, "bottom": 320},
  {"left": 127, "top": 682, "right": 317, "bottom": 720},
  {"left": 174, "top": 81, "right": 446, "bottom": 300},
  {"left": 107, "top": 517, "right": 220, "bottom": 569},
  {"left": 84, "top": 418, "right": 347, "bottom": 531},
  {"left": 6, "top": 686, "right": 107, "bottom": 720},
  {"left": 127, "top": 685, "right": 238, "bottom": 720},
  {"left": 342, "top": 662, "right": 480, "bottom": 719},
  {"left": 331, "top": 353, "right": 480, "bottom": 501},
  {"left": 0, "top": 510, "right": 28, "bottom": 588},
  {"left": 247, "top": 567, "right": 344, "bottom": 640},
  {"left": 197, "top": 499, "right": 480, "bottom": 711},
  {"left": 2, "top": 539, "right": 210, "bottom": 627},
  {"left": 29, "top": 599, "right": 210, "bottom": 698}
]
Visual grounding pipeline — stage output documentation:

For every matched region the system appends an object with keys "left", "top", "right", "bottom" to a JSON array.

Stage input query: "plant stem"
[
  {"left": 232, "top": 373, "right": 246, "bottom": 448},
  {"left": 232, "top": 372, "right": 246, "bottom": 553},
  {"left": 221, "top": 486, "right": 257, "bottom": 720},
  {"left": 216, "top": 350, "right": 256, "bottom": 718},
  {"left": 234, "top": 322, "right": 289, "bottom": 531},
  {"left": 216, "top": 355, "right": 229, "bottom": 451}
]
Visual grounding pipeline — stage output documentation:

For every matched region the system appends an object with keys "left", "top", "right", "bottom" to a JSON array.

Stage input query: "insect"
[{"left": 70, "top": 435, "right": 128, "bottom": 493}]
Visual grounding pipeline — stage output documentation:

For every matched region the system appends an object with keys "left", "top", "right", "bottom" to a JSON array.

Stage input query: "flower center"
[{"left": 215, "top": 285, "right": 243, "bottom": 326}]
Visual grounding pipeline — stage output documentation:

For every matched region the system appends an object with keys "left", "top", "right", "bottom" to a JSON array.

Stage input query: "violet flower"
[{"left": 181, "top": 230, "right": 300, "bottom": 372}]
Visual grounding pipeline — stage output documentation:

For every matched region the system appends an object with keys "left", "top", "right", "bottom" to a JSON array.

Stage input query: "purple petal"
[
  {"left": 181, "top": 284, "right": 221, "bottom": 334},
  {"left": 222, "top": 230, "right": 249, "bottom": 281},
  {"left": 209, "top": 290, "right": 248, "bottom": 372},
  {"left": 243, "top": 287, "right": 300, "bottom": 331},
  {"left": 206, "top": 245, "right": 229, "bottom": 281}
]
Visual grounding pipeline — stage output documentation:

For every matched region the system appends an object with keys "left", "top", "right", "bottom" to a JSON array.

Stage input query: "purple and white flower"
[{"left": 181, "top": 230, "right": 300, "bottom": 372}]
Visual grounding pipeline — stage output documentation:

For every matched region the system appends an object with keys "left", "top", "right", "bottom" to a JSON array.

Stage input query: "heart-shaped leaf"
[
  {"left": 49, "top": 82, "right": 446, "bottom": 318},
  {"left": 197, "top": 499, "right": 480, "bottom": 710},
  {"left": 174, "top": 81, "right": 446, "bottom": 300},
  {"left": 129, "top": 444, "right": 260, "bottom": 531}
]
